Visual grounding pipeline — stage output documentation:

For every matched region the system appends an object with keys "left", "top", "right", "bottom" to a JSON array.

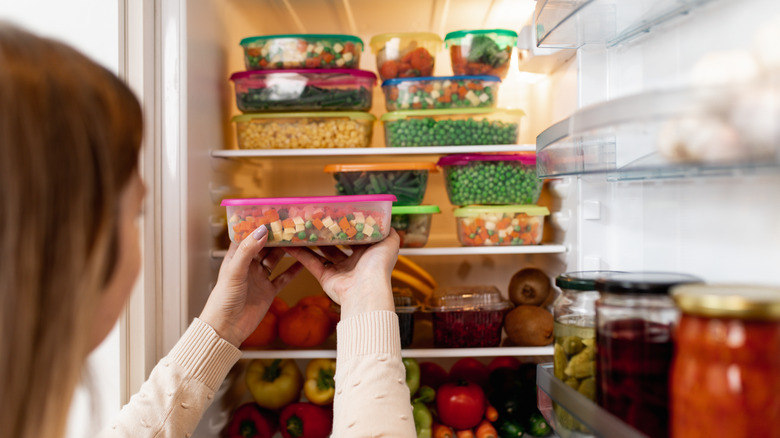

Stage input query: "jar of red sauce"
[
  {"left": 670, "top": 284, "right": 780, "bottom": 438},
  {"left": 594, "top": 272, "right": 701, "bottom": 438}
]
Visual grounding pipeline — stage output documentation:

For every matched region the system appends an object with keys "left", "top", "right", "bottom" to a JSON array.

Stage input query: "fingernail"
[{"left": 252, "top": 225, "right": 267, "bottom": 240}]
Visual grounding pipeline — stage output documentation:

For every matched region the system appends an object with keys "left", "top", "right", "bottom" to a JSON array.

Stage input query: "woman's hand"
[
  {"left": 200, "top": 225, "right": 302, "bottom": 347},
  {"left": 284, "top": 229, "right": 400, "bottom": 320}
]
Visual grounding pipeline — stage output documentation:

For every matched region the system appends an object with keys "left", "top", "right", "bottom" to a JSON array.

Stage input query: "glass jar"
[
  {"left": 552, "top": 271, "right": 624, "bottom": 435},
  {"left": 670, "top": 284, "right": 780, "bottom": 438},
  {"left": 594, "top": 272, "right": 701, "bottom": 438}
]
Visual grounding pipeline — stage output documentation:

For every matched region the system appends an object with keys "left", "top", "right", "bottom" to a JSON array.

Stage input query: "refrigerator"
[{"left": 121, "top": 0, "right": 780, "bottom": 436}]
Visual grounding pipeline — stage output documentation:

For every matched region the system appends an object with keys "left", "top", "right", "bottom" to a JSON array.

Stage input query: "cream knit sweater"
[{"left": 98, "top": 311, "right": 415, "bottom": 437}]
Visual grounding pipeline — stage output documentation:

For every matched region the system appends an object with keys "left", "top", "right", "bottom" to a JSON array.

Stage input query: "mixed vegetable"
[
  {"left": 391, "top": 205, "right": 440, "bottom": 248},
  {"left": 454, "top": 206, "right": 549, "bottom": 247},
  {"left": 382, "top": 76, "right": 500, "bottom": 111},
  {"left": 227, "top": 204, "right": 389, "bottom": 246},
  {"left": 326, "top": 164, "right": 435, "bottom": 206},
  {"left": 446, "top": 30, "right": 517, "bottom": 78},
  {"left": 241, "top": 34, "right": 362, "bottom": 70},
  {"left": 382, "top": 109, "right": 522, "bottom": 147},
  {"left": 439, "top": 154, "right": 541, "bottom": 205}
]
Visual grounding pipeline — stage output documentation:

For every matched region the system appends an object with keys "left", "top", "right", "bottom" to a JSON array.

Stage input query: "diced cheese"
[
  {"left": 412, "top": 96, "right": 420, "bottom": 104},
  {"left": 343, "top": 52, "right": 353, "bottom": 62},
  {"left": 505, "top": 226, "right": 515, "bottom": 235},
  {"left": 431, "top": 90, "right": 440, "bottom": 99},
  {"left": 284, "top": 227, "right": 296, "bottom": 235},
  {"left": 295, "top": 224, "right": 305, "bottom": 233},
  {"left": 229, "top": 214, "right": 240, "bottom": 223},
  {"left": 485, "top": 221, "right": 497, "bottom": 231},
  {"left": 365, "top": 216, "right": 377, "bottom": 226},
  {"left": 314, "top": 44, "right": 324, "bottom": 54},
  {"left": 336, "top": 58, "right": 345, "bottom": 67},
  {"left": 354, "top": 212, "right": 365, "bottom": 223},
  {"left": 401, "top": 102, "right": 410, "bottom": 109},
  {"left": 498, "top": 230, "right": 507, "bottom": 239},
  {"left": 511, "top": 218, "right": 520, "bottom": 226},
  {"left": 363, "top": 224, "right": 374, "bottom": 237},
  {"left": 282, "top": 231, "right": 295, "bottom": 241},
  {"left": 271, "top": 220, "right": 283, "bottom": 233},
  {"left": 271, "top": 55, "right": 282, "bottom": 64},
  {"left": 328, "top": 224, "right": 341, "bottom": 236},
  {"left": 292, "top": 217, "right": 305, "bottom": 226},
  {"left": 349, "top": 220, "right": 356, "bottom": 227},
  {"left": 322, "top": 216, "right": 335, "bottom": 228},
  {"left": 484, "top": 238, "right": 493, "bottom": 246},
  {"left": 261, "top": 47, "right": 269, "bottom": 57},
  {"left": 334, "top": 43, "right": 344, "bottom": 52},
  {"left": 443, "top": 80, "right": 451, "bottom": 87},
  {"left": 433, "top": 82, "right": 442, "bottom": 91},
  {"left": 306, "top": 44, "right": 314, "bottom": 52},
  {"left": 465, "top": 90, "right": 477, "bottom": 101},
  {"left": 425, "top": 98, "right": 434, "bottom": 106},
  {"left": 479, "top": 93, "right": 490, "bottom": 102}
]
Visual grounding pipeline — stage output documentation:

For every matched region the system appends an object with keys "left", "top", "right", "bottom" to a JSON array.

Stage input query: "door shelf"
[
  {"left": 210, "top": 245, "right": 566, "bottom": 260},
  {"left": 211, "top": 144, "right": 535, "bottom": 158},
  {"left": 535, "top": 0, "right": 716, "bottom": 48},
  {"left": 536, "top": 85, "right": 780, "bottom": 181},
  {"left": 536, "top": 363, "right": 649, "bottom": 438},
  {"left": 242, "top": 346, "right": 553, "bottom": 360}
]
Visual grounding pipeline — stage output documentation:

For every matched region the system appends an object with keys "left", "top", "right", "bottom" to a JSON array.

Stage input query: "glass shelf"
[
  {"left": 211, "top": 144, "right": 535, "bottom": 158},
  {"left": 242, "top": 346, "right": 554, "bottom": 360},
  {"left": 535, "top": 0, "right": 716, "bottom": 48},
  {"left": 536, "top": 85, "right": 780, "bottom": 181},
  {"left": 210, "top": 245, "right": 566, "bottom": 259},
  {"left": 536, "top": 363, "right": 649, "bottom": 438}
]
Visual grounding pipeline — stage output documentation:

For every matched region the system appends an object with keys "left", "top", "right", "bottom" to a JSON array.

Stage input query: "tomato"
[
  {"left": 241, "top": 312, "right": 278, "bottom": 348},
  {"left": 278, "top": 304, "right": 331, "bottom": 348},
  {"left": 419, "top": 362, "right": 449, "bottom": 390},
  {"left": 449, "top": 358, "right": 489, "bottom": 387},
  {"left": 487, "top": 356, "right": 521, "bottom": 372},
  {"left": 436, "top": 381, "right": 486, "bottom": 430}
]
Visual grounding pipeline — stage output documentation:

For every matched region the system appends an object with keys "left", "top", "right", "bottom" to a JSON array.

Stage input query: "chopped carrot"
[
  {"left": 475, "top": 218, "right": 485, "bottom": 228},
  {"left": 473, "top": 236, "right": 484, "bottom": 246},
  {"left": 338, "top": 216, "right": 350, "bottom": 231},
  {"left": 475, "top": 420, "right": 497, "bottom": 438},
  {"left": 497, "top": 218, "right": 511, "bottom": 230},
  {"left": 312, "top": 210, "right": 324, "bottom": 220},
  {"left": 345, "top": 226, "right": 357, "bottom": 238},
  {"left": 458, "top": 86, "right": 468, "bottom": 98},
  {"left": 312, "top": 218, "right": 324, "bottom": 230},
  {"left": 424, "top": 84, "right": 434, "bottom": 93},
  {"left": 433, "top": 423, "right": 455, "bottom": 438},
  {"left": 282, "top": 218, "right": 295, "bottom": 228},
  {"left": 389, "top": 87, "right": 399, "bottom": 100},
  {"left": 322, "top": 52, "right": 334, "bottom": 64},
  {"left": 450, "top": 82, "right": 459, "bottom": 92},
  {"left": 438, "top": 95, "right": 452, "bottom": 103},
  {"left": 412, "top": 102, "right": 422, "bottom": 109},
  {"left": 409, "top": 85, "right": 418, "bottom": 94},
  {"left": 479, "top": 229, "right": 488, "bottom": 240},
  {"left": 485, "top": 406, "right": 498, "bottom": 422},
  {"left": 297, "top": 39, "right": 308, "bottom": 52}
]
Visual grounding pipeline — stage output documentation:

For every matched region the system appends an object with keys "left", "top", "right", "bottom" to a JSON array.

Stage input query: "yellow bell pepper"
[
  {"left": 246, "top": 358, "right": 303, "bottom": 410},
  {"left": 303, "top": 358, "right": 337, "bottom": 405}
]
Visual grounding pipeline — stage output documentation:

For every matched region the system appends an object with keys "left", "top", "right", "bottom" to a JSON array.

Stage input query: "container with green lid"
[
  {"left": 232, "top": 112, "right": 375, "bottom": 150},
  {"left": 381, "top": 108, "right": 524, "bottom": 147},
  {"left": 391, "top": 205, "right": 440, "bottom": 248},
  {"left": 445, "top": 29, "right": 518, "bottom": 78},
  {"left": 240, "top": 34, "right": 364, "bottom": 70},
  {"left": 324, "top": 162, "right": 438, "bottom": 205},
  {"left": 369, "top": 32, "right": 442, "bottom": 80},
  {"left": 452, "top": 205, "right": 548, "bottom": 246}
]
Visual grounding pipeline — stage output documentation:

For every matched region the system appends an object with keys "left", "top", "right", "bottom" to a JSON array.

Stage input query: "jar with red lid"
[
  {"left": 594, "top": 272, "right": 701, "bottom": 438},
  {"left": 670, "top": 284, "right": 780, "bottom": 438}
]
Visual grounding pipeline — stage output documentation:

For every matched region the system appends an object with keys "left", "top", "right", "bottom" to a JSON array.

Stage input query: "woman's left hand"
[{"left": 199, "top": 225, "right": 302, "bottom": 347}]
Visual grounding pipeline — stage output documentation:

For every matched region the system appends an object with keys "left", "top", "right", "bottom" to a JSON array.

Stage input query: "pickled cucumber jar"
[
  {"left": 595, "top": 272, "right": 700, "bottom": 438},
  {"left": 670, "top": 285, "right": 780, "bottom": 438},
  {"left": 552, "top": 271, "right": 623, "bottom": 435}
]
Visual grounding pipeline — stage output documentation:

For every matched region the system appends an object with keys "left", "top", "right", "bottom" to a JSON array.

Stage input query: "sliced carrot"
[
  {"left": 338, "top": 216, "right": 350, "bottom": 231},
  {"left": 312, "top": 218, "right": 324, "bottom": 230},
  {"left": 345, "top": 226, "right": 357, "bottom": 238}
]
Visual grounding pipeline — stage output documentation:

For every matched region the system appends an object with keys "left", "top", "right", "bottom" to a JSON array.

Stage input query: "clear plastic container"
[
  {"left": 381, "top": 75, "right": 500, "bottom": 111},
  {"left": 381, "top": 108, "right": 524, "bottom": 147},
  {"left": 438, "top": 153, "right": 540, "bottom": 205},
  {"left": 240, "top": 34, "right": 363, "bottom": 70},
  {"left": 393, "top": 291, "right": 419, "bottom": 348},
  {"left": 391, "top": 205, "right": 440, "bottom": 248},
  {"left": 594, "top": 272, "right": 701, "bottom": 438},
  {"left": 323, "top": 162, "right": 437, "bottom": 205},
  {"left": 369, "top": 32, "right": 443, "bottom": 80},
  {"left": 444, "top": 29, "right": 518, "bottom": 78},
  {"left": 222, "top": 194, "right": 396, "bottom": 246},
  {"left": 453, "top": 205, "right": 549, "bottom": 246},
  {"left": 425, "top": 286, "right": 513, "bottom": 348},
  {"left": 232, "top": 112, "right": 375, "bottom": 149},
  {"left": 230, "top": 69, "right": 376, "bottom": 112}
]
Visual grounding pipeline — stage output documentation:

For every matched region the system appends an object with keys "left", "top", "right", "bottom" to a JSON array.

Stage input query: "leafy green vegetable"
[{"left": 467, "top": 35, "right": 509, "bottom": 67}]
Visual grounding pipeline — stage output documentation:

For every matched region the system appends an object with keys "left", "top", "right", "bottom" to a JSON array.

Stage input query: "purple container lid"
[
  {"left": 221, "top": 194, "right": 396, "bottom": 207},
  {"left": 437, "top": 153, "right": 537, "bottom": 167},
  {"left": 230, "top": 68, "right": 377, "bottom": 83}
]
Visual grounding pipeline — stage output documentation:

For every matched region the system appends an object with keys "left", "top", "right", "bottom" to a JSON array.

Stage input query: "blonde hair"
[{"left": 0, "top": 24, "right": 142, "bottom": 438}]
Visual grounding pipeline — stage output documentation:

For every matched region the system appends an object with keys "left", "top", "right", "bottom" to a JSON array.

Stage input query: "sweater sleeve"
[
  {"left": 97, "top": 318, "right": 242, "bottom": 438},
  {"left": 332, "top": 310, "right": 416, "bottom": 437}
]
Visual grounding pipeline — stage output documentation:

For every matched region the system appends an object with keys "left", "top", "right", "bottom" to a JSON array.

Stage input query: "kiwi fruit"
[
  {"left": 508, "top": 268, "right": 551, "bottom": 306},
  {"left": 504, "top": 305, "right": 554, "bottom": 346}
]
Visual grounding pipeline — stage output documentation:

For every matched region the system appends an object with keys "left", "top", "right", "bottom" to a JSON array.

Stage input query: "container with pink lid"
[
  {"left": 222, "top": 195, "right": 396, "bottom": 246},
  {"left": 437, "top": 153, "right": 541, "bottom": 205},
  {"left": 230, "top": 69, "right": 377, "bottom": 112}
]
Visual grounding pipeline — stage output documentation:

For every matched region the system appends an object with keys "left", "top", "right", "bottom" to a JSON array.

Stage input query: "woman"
[{"left": 0, "top": 24, "right": 415, "bottom": 438}]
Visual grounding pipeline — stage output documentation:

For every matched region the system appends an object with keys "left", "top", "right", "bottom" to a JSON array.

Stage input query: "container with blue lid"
[{"left": 381, "top": 75, "right": 501, "bottom": 111}]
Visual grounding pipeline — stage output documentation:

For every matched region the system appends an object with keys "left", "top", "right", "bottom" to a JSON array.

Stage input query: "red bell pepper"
[
  {"left": 226, "top": 402, "right": 277, "bottom": 438},
  {"left": 279, "top": 402, "right": 332, "bottom": 438}
]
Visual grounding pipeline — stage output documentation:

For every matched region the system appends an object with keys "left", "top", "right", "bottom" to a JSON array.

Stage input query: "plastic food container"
[
  {"left": 453, "top": 205, "right": 549, "bottom": 246},
  {"left": 425, "top": 286, "right": 513, "bottom": 348},
  {"left": 445, "top": 29, "right": 518, "bottom": 79},
  {"left": 230, "top": 69, "right": 377, "bottom": 112},
  {"left": 438, "top": 153, "right": 541, "bottom": 205},
  {"left": 323, "top": 162, "right": 437, "bottom": 205},
  {"left": 233, "top": 112, "right": 375, "bottom": 149},
  {"left": 393, "top": 291, "right": 419, "bottom": 348},
  {"left": 391, "top": 205, "right": 440, "bottom": 248},
  {"left": 381, "top": 75, "right": 500, "bottom": 111},
  {"left": 222, "top": 194, "right": 396, "bottom": 246},
  {"left": 381, "top": 108, "right": 524, "bottom": 147},
  {"left": 369, "top": 32, "right": 443, "bottom": 80},
  {"left": 240, "top": 34, "right": 363, "bottom": 70}
]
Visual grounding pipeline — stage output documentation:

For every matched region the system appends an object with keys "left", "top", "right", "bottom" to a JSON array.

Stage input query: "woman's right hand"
[{"left": 284, "top": 229, "right": 400, "bottom": 319}]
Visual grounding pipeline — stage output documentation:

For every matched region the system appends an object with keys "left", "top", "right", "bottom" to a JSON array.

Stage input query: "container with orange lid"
[
  {"left": 324, "top": 162, "right": 437, "bottom": 205},
  {"left": 670, "top": 284, "right": 780, "bottom": 438}
]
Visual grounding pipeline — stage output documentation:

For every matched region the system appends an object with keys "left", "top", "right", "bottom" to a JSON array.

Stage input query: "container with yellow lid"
[
  {"left": 324, "top": 162, "right": 437, "bottom": 205},
  {"left": 369, "top": 32, "right": 442, "bottom": 80},
  {"left": 670, "top": 284, "right": 780, "bottom": 438}
]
